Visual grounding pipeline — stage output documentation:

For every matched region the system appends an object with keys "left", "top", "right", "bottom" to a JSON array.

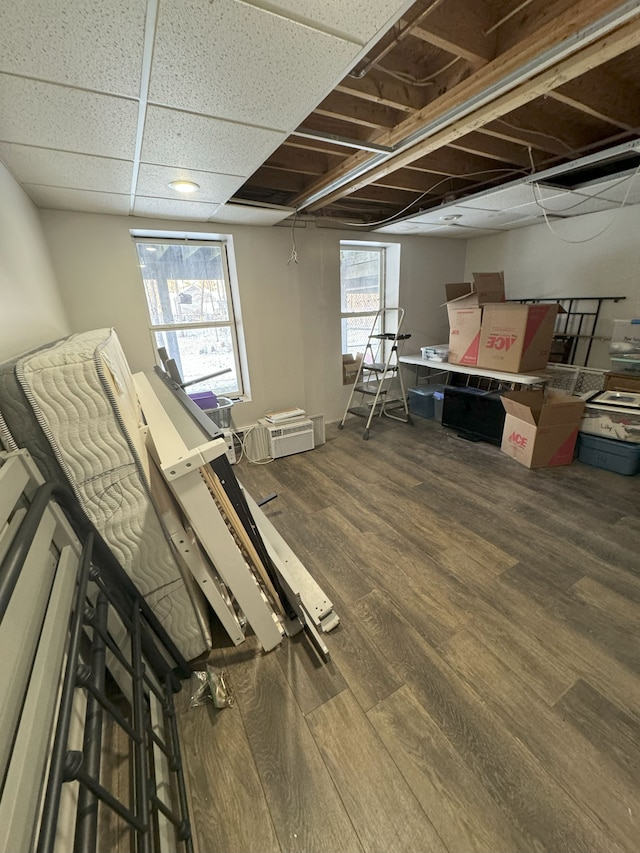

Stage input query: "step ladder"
[{"left": 339, "top": 307, "right": 412, "bottom": 440}]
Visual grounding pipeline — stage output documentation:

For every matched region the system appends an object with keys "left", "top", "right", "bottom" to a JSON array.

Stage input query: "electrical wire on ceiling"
[
  {"left": 376, "top": 64, "right": 436, "bottom": 86},
  {"left": 526, "top": 146, "right": 640, "bottom": 243},
  {"left": 494, "top": 118, "right": 575, "bottom": 153},
  {"left": 322, "top": 167, "right": 529, "bottom": 229},
  {"left": 287, "top": 209, "right": 299, "bottom": 264}
]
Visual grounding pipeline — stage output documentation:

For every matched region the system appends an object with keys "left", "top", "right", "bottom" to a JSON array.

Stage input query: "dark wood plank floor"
[{"left": 176, "top": 415, "right": 640, "bottom": 853}]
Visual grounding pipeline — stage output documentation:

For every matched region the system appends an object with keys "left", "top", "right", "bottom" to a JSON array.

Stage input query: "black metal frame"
[
  {"left": 509, "top": 295, "right": 626, "bottom": 366},
  {"left": 1, "top": 477, "right": 194, "bottom": 853}
]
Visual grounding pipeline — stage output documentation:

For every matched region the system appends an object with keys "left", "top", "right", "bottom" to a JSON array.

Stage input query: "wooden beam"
[
  {"left": 548, "top": 70, "right": 640, "bottom": 129},
  {"left": 313, "top": 97, "right": 400, "bottom": 131},
  {"left": 409, "top": 145, "right": 514, "bottom": 175},
  {"left": 335, "top": 70, "right": 428, "bottom": 114},
  {"left": 408, "top": 0, "right": 497, "bottom": 66},
  {"left": 448, "top": 131, "right": 534, "bottom": 167},
  {"left": 292, "top": 3, "right": 640, "bottom": 211},
  {"left": 265, "top": 145, "right": 344, "bottom": 176},
  {"left": 479, "top": 124, "right": 567, "bottom": 156}
]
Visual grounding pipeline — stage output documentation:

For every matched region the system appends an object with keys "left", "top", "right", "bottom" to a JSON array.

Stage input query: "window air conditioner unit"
[{"left": 264, "top": 419, "right": 315, "bottom": 459}]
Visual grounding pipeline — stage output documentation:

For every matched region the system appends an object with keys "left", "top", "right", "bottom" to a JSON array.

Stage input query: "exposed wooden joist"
[
  {"left": 448, "top": 131, "right": 534, "bottom": 167},
  {"left": 265, "top": 145, "right": 343, "bottom": 176},
  {"left": 313, "top": 92, "right": 403, "bottom": 131},
  {"left": 408, "top": 0, "right": 497, "bottom": 66},
  {"left": 548, "top": 69, "right": 640, "bottom": 129},
  {"left": 371, "top": 167, "right": 469, "bottom": 193},
  {"left": 292, "top": 1, "right": 640, "bottom": 212},
  {"left": 245, "top": 167, "right": 307, "bottom": 193},
  {"left": 335, "top": 70, "right": 427, "bottom": 114},
  {"left": 479, "top": 123, "right": 568, "bottom": 156},
  {"left": 409, "top": 145, "right": 515, "bottom": 175}
]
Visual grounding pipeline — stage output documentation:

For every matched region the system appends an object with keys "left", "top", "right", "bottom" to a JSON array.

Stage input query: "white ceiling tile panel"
[
  {"left": 587, "top": 174, "right": 640, "bottom": 204},
  {"left": 251, "top": 0, "right": 415, "bottom": 44},
  {"left": 0, "top": 0, "right": 146, "bottom": 98},
  {"left": 149, "top": 0, "right": 360, "bottom": 131},
  {"left": 0, "top": 143, "right": 133, "bottom": 193},
  {"left": 457, "top": 183, "right": 565, "bottom": 212},
  {"left": 136, "top": 163, "right": 245, "bottom": 204},
  {"left": 0, "top": 75, "right": 138, "bottom": 158},
  {"left": 141, "top": 107, "right": 286, "bottom": 175},
  {"left": 133, "top": 196, "right": 221, "bottom": 220},
  {"left": 24, "top": 184, "right": 130, "bottom": 214},
  {"left": 525, "top": 195, "right": 618, "bottom": 216},
  {"left": 210, "top": 202, "right": 295, "bottom": 225}
]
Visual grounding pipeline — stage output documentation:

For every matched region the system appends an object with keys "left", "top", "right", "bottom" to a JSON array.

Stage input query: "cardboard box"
[
  {"left": 342, "top": 353, "right": 363, "bottom": 385},
  {"left": 478, "top": 303, "right": 561, "bottom": 373},
  {"left": 500, "top": 389, "right": 585, "bottom": 468},
  {"left": 443, "top": 271, "right": 505, "bottom": 309},
  {"left": 447, "top": 306, "right": 482, "bottom": 366}
]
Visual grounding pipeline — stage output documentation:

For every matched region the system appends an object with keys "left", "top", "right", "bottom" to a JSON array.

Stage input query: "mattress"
[{"left": 0, "top": 329, "right": 211, "bottom": 660}]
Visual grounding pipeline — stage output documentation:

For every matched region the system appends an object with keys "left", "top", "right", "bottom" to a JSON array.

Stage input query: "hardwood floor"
[{"left": 176, "top": 415, "right": 640, "bottom": 853}]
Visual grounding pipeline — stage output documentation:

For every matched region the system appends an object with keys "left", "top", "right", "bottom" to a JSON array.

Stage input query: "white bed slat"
[
  {"left": 0, "top": 508, "right": 58, "bottom": 783},
  {"left": 0, "top": 544, "right": 78, "bottom": 853},
  {"left": 0, "top": 454, "right": 30, "bottom": 529}
]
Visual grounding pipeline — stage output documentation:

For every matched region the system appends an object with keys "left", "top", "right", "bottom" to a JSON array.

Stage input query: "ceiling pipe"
[{"left": 297, "top": 0, "right": 640, "bottom": 212}]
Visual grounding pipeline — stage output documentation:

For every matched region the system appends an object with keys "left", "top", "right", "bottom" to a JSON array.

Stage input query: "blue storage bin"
[
  {"left": 577, "top": 433, "right": 640, "bottom": 475},
  {"left": 408, "top": 384, "right": 445, "bottom": 420}
]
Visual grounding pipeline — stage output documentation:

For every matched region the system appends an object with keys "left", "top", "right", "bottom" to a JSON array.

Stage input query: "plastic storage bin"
[
  {"left": 206, "top": 396, "right": 234, "bottom": 428},
  {"left": 408, "top": 387, "right": 434, "bottom": 419},
  {"left": 576, "top": 433, "right": 640, "bottom": 475},
  {"left": 408, "top": 384, "right": 445, "bottom": 420},
  {"left": 433, "top": 389, "right": 445, "bottom": 422},
  {"left": 189, "top": 390, "right": 218, "bottom": 410}
]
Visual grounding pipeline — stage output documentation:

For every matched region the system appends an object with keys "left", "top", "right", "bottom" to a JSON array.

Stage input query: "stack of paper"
[{"left": 264, "top": 407, "right": 306, "bottom": 424}]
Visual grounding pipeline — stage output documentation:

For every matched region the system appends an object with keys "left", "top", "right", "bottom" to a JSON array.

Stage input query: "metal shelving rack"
[{"left": 510, "top": 295, "right": 626, "bottom": 366}]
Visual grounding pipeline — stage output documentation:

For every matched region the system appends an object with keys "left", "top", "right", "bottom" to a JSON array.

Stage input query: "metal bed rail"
[{"left": 0, "top": 449, "right": 194, "bottom": 853}]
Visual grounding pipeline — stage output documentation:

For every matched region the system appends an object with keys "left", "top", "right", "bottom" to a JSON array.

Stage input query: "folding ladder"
[{"left": 339, "top": 307, "right": 412, "bottom": 440}]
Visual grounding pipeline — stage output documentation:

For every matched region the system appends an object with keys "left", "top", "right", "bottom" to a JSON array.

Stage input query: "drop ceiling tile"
[
  {"left": 0, "top": 0, "right": 146, "bottom": 97},
  {"left": 136, "top": 164, "right": 244, "bottom": 204},
  {"left": 258, "top": 0, "right": 414, "bottom": 44},
  {"left": 435, "top": 226, "right": 503, "bottom": 239},
  {"left": 0, "top": 143, "right": 132, "bottom": 193},
  {"left": 141, "top": 107, "right": 286, "bottom": 176},
  {"left": 133, "top": 196, "right": 221, "bottom": 221},
  {"left": 149, "top": 0, "right": 360, "bottom": 131},
  {"left": 529, "top": 194, "right": 620, "bottom": 217},
  {"left": 210, "top": 202, "right": 295, "bottom": 225},
  {"left": 24, "top": 184, "right": 130, "bottom": 214},
  {"left": 0, "top": 75, "right": 138, "bottom": 158},
  {"left": 587, "top": 174, "right": 640, "bottom": 205},
  {"left": 457, "top": 183, "right": 565, "bottom": 212},
  {"left": 409, "top": 205, "right": 476, "bottom": 225}
]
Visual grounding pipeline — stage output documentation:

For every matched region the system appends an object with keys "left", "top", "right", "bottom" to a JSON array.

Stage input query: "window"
[
  {"left": 340, "top": 245, "right": 386, "bottom": 356},
  {"left": 134, "top": 239, "right": 243, "bottom": 396}
]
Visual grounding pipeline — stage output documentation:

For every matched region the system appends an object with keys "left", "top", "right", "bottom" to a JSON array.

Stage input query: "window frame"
[
  {"left": 134, "top": 236, "right": 245, "bottom": 397},
  {"left": 340, "top": 243, "right": 387, "bottom": 356}
]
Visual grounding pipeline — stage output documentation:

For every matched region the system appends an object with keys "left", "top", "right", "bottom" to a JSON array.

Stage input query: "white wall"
[
  {"left": 0, "top": 163, "right": 69, "bottom": 360},
  {"left": 465, "top": 205, "right": 640, "bottom": 368},
  {"left": 40, "top": 210, "right": 465, "bottom": 426}
]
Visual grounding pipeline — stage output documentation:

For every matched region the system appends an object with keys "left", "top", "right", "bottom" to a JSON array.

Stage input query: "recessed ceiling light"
[
  {"left": 169, "top": 180, "right": 200, "bottom": 194},
  {"left": 440, "top": 214, "right": 462, "bottom": 221}
]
